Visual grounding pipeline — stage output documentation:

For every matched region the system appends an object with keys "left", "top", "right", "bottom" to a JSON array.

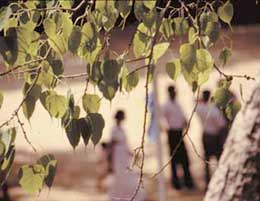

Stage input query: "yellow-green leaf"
[
  {"left": 218, "top": 1, "right": 234, "bottom": 24},
  {"left": 219, "top": 47, "right": 232, "bottom": 66},
  {"left": 45, "top": 93, "right": 67, "bottom": 118},
  {"left": 82, "top": 94, "right": 100, "bottom": 113},
  {"left": 196, "top": 49, "right": 214, "bottom": 72},
  {"left": 153, "top": 42, "right": 169, "bottom": 63},
  {"left": 166, "top": 59, "right": 181, "bottom": 81}
]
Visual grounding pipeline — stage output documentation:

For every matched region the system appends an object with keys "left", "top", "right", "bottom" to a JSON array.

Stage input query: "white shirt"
[
  {"left": 162, "top": 100, "right": 187, "bottom": 129},
  {"left": 196, "top": 102, "right": 226, "bottom": 135}
]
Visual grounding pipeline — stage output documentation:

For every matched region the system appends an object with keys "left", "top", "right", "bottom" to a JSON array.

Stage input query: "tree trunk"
[{"left": 204, "top": 78, "right": 260, "bottom": 201}]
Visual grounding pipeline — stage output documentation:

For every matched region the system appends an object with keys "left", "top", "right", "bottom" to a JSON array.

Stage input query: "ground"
[{"left": 0, "top": 25, "right": 259, "bottom": 201}]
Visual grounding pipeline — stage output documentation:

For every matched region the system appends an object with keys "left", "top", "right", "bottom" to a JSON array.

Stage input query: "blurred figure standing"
[
  {"left": 196, "top": 90, "right": 226, "bottom": 184},
  {"left": 162, "top": 85, "right": 194, "bottom": 190},
  {"left": 108, "top": 110, "right": 146, "bottom": 201}
]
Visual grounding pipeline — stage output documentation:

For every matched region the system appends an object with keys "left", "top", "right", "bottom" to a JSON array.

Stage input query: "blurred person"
[
  {"left": 162, "top": 85, "right": 194, "bottom": 190},
  {"left": 147, "top": 92, "right": 159, "bottom": 143},
  {"left": 108, "top": 110, "right": 146, "bottom": 201},
  {"left": 196, "top": 90, "right": 226, "bottom": 184},
  {"left": 96, "top": 142, "right": 112, "bottom": 191}
]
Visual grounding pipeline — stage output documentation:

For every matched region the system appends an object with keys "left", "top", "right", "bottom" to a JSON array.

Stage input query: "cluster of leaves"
[
  {"left": 213, "top": 79, "right": 241, "bottom": 121},
  {"left": 164, "top": 0, "right": 234, "bottom": 90},
  {"left": 0, "top": 0, "right": 242, "bottom": 195},
  {"left": 0, "top": 128, "right": 16, "bottom": 184},
  {"left": 18, "top": 154, "right": 57, "bottom": 194}
]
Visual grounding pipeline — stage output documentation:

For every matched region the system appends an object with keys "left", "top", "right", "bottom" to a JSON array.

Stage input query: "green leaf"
[
  {"left": 45, "top": 93, "right": 67, "bottom": 118},
  {"left": 77, "top": 118, "right": 92, "bottom": 146},
  {"left": 68, "top": 26, "right": 82, "bottom": 54},
  {"left": 0, "top": 7, "right": 11, "bottom": 31},
  {"left": 43, "top": 18, "right": 56, "bottom": 38},
  {"left": 179, "top": 43, "right": 196, "bottom": 72},
  {"left": 65, "top": 119, "right": 80, "bottom": 149},
  {"left": 173, "top": 17, "right": 189, "bottom": 36},
  {"left": 219, "top": 47, "right": 232, "bottom": 66},
  {"left": 48, "top": 34, "right": 67, "bottom": 55},
  {"left": 59, "top": 0, "right": 74, "bottom": 9},
  {"left": 0, "top": 128, "right": 16, "bottom": 152},
  {"left": 143, "top": 9, "right": 158, "bottom": 30},
  {"left": 22, "top": 96, "right": 36, "bottom": 120},
  {"left": 40, "top": 91, "right": 51, "bottom": 110},
  {"left": 143, "top": 0, "right": 156, "bottom": 9},
  {"left": 200, "top": 11, "right": 218, "bottom": 33},
  {"left": 205, "top": 22, "right": 220, "bottom": 44},
  {"left": 115, "top": 0, "right": 132, "bottom": 19},
  {"left": 0, "top": 92, "right": 3, "bottom": 109},
  {"left": 88, "top": 113, "right": 105, "bottom": 146},
  {"left": 61, "top": 13, "right": 73, "bottom": 41},
  {"left": 80, "top": 22, "right": 98, "bottom": 53},
  {"left": 225, "top": 100, "right": 241, "bottom": 121},
  {"left": 23, "top": 83, "right": 42, "bottom": 100},
  {"left": 218, "top": 1, "right": 234, "bottom": 24},
  {"left": 44, "top": 160, "right": 57, "bottom": 188},
  {"left": 0, "top": 141, "right": 6, "bottom": 159},
  {"left": 35, "top": 154, "right": 57, "bottom": 188},
  {"left": 124, "top": 71, "right": 139, "bottom": 92},
  {"left": 98, "top": 81, "right": 118, "bottom": 101},
  {"left": 166, "top": 59, "right": 181, "bottom": 81},
  {"left": 188, "top": 27, "right": 197, "bottom": 44},
  {"left": 133, "top": 23, "right": 151, "bottom": 58},
  {"left": 160, "top": 18, "right": 174, "bottom": 39},
  {"left": 82, "top": 94, "right": 100, "bottom": 113},
  {"left": 214, "top": 88, "right": 233, "bottom": 109},
  {"left": 89, "top": 61, "right": 102, "bottom": 84},
  {"left": 73, "top": 106, "right": 80, "bottom": 119},
  {"left": 134, "top": 1, "right": 147, "bottom": 21},
  {"left": 196, "top": 49, "right": 214, "bottom": 72},
  {"left": 153, "top": 42, "right": 169, "bottom": 63},
  {"left": 103, "top": 59, "right": 121, "bottom": 84},
  {"left": 18, "top": 165, "right": 44, "bottom": 194}
]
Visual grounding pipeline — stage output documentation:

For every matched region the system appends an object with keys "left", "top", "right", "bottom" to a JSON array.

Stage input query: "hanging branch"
[
  {"left": 15, "top": 112, "right": 37, "bottom": 152},
  {"left": 130, "top": 1, "right": 173, "bottom": 200}
]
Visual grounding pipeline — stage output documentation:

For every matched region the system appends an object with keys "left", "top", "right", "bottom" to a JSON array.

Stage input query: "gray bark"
[{"left": 204, "top": 78, "right": 260, "bottom": 201}]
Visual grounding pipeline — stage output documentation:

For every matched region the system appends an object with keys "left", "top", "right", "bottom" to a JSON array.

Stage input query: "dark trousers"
[
  {"left": 203, "top": 134, "right": 222, "bottom": 184},
  {"left": 167, "top": 129, "right": 194, "bottom": 189}
]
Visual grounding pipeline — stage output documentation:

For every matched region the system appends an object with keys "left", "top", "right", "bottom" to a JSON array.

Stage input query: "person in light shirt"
[
  {"left": 162, "top": 85, "right": 194, "bottom": 190},
  {"left": 108, "top": 110, "right": 146, "bottom": 201},
  {"left": 196, "top": 90, "right": 226, "bottom": 184}
]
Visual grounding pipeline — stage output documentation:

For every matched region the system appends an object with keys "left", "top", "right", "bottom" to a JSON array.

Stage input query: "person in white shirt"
[
  {"left": 162, "top": 85, "right": 194, "bottom": 190},
  {"left": 196, "top": 90, "right": 226, "bottom": 184},
  {"left": 108, "top": 110, "right": 146, "bottom": 201}
]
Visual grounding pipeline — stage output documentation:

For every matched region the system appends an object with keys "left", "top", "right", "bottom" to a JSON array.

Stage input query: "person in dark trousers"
[
  {"left": 162, "top": 85, "right": 194, "bottom": 190},
  {"left": 196, "top": 90, "right": 226, "bottom": 185}
]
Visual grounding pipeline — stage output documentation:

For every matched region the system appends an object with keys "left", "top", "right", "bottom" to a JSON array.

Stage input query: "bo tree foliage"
[{"left": 0, "top": 0, "right": 254, "bottom": 197}]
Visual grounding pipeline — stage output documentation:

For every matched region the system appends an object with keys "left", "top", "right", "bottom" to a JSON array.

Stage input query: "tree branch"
[
  {"left": 214, "top": 64, "right": 255, "bottom": 81},
  {"left": 15, "top": 112, "right": 37, "bottom": 152}
]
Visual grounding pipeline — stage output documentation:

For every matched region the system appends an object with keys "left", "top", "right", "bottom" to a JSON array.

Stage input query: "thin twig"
[
  {"left": 0, "top": 68, "right": 41, "bottom": 129},
  {"left": 62, "top": 72, "right": 88, "bottom": 79},
  {"left": 15, "top": 113, "right": 37, "bottom": 152},
  {"left": 0, "top": 59, "right": 42, "bottom": 77},
  {"left": 126, "top": 57, "right": 149, "bottom": 64},
  {"left": 127, "top": 65, "right": 149, "bottom": 76},
  {"left": 152, "top": 87, "right": 201, "bottom": 178},
  {"left": 213, "top": 64, "right": 255, "bottom": 81}
]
